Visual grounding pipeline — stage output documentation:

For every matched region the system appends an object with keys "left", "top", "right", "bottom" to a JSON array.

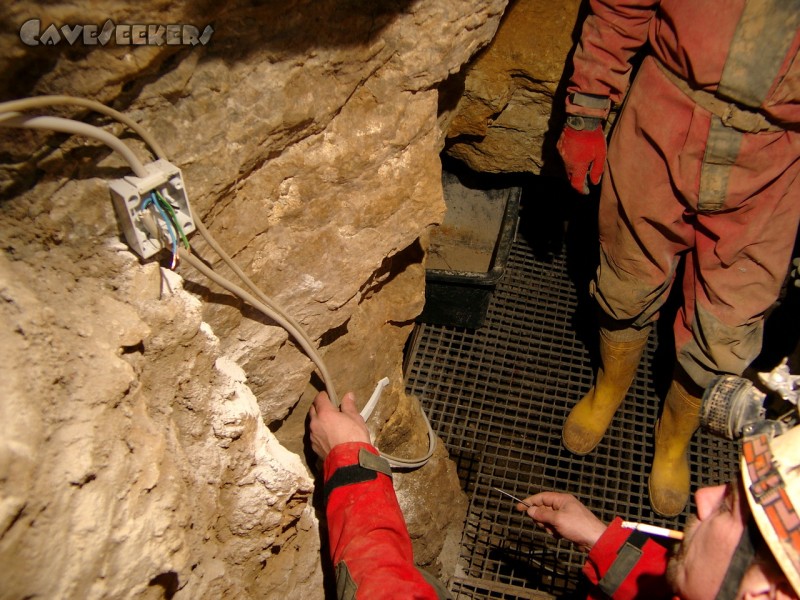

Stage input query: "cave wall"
[
  {"left": 443, "top": 0, "right": 584, "bottom": 175},
  {"left": 0, "top": 1, "right": 509, "bottom": 598}
]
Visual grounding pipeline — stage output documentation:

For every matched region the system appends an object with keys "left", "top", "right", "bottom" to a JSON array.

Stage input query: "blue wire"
[{"left": 142, "top": 192, "right": 178, "bottom": 260}]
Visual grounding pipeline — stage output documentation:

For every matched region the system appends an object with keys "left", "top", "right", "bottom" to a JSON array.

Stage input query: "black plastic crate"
[{"left": 419, "top": 167, "right": 521, "bottom": 329}]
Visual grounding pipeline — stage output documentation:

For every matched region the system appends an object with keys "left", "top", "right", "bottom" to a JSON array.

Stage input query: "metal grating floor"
[{"left": 404, "top": 210, "right": 740, "bottom": 599}]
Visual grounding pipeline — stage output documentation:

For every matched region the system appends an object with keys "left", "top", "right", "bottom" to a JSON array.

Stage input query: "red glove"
[{"left": 557, "top": 123, "right": 607, "bottom": 195}]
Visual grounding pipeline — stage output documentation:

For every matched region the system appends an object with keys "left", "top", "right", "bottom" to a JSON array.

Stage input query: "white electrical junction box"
[{"left": 108, "top": 159, "right": 195, "bottom": 259}]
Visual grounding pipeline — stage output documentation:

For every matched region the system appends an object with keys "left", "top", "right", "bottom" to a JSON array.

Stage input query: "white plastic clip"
[{"left": 361, "top": 377, "right": 390, "bottom": 421}]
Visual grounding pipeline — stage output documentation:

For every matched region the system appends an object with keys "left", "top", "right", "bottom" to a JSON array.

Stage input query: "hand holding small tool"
[{"left": 512, "top": 490, "right": 608, "bottom": 552}]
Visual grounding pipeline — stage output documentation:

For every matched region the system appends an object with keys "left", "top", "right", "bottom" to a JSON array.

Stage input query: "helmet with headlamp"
[{"left": 702, "top": 358, "right": 800, "bottom": 595}]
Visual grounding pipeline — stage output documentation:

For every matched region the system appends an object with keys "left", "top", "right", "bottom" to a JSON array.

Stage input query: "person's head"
[
  {"left": 666, "top": 425, "right": 800, "bottom": 600},
  {"left": 666, "top": 479, "right": 797, "bottom": 599}
]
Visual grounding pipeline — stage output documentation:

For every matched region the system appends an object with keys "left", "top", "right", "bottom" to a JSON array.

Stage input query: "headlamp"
[{"left": 701, "top": 358, "right": 799, "bottom": 441}]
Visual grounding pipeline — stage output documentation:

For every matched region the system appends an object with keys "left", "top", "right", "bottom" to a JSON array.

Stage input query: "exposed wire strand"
[
  {"left": 0, "top": 95, "right": 167, "bottom": 160},
  {"left": 150, "top": 203, "right": 179, "bottom": 269},
  {"left": 0, "top": 112, "right": 148, "bottom": 177},
  {"left": 141, "top": 194, "right": 179, "bottom": 268},
  {"left": 154, "top": 190, "right": 190, "bottom": 249}
]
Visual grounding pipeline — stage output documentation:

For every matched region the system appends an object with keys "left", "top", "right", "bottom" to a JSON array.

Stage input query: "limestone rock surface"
[{"left": 444, "top": 0, "right": 583, "bottom": 174}]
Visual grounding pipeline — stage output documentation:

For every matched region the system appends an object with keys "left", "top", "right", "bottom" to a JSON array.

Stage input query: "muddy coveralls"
[
  {"left": 323, "top": 441, "right": 446, "bottom": 599},
  {"left": 558, "top": 0, "right": 800, "bottom": 516}
]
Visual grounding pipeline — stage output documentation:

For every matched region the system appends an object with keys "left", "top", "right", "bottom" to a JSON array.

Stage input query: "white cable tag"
[{"left": 360, "top": 377, "right": 390, "bottom": 421}]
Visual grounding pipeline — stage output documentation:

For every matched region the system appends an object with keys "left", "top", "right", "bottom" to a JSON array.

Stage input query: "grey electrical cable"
[
  {"left": 177, "top": 245, "right": 437, "bottom": 468},
  {"left": 383, "top": 412, "right": 437, "bottom": 469},
  {"left": 177, "top": 247, "right": 340, "bottom": 407},
  {"left": 0, "top": 95, "right": 167, "bottom": 160},
  {"left": 0, "top": 112, "right": 148, "bottom": 178},
  {"left": 189, "top": 208, "right": 287, "bottom": 328},
  {"left": 188, "top": 213, "right": 342, "bottom": 406}
]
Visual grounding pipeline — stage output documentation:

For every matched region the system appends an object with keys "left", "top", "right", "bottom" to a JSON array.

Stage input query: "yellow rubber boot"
[
  {"left": 562, "top": 326, "right": 650, "bottom": 455},
  {"left": 648, "top": 374, "right": 701, "bottom": 517}
]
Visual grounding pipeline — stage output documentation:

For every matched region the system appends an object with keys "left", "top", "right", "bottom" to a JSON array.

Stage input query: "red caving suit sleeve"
[
  {"left": 566, "top": 0, "right": 659, "bottom": 118},
  {"left": 583, "top": 517, "right": 678, "bottom": 600},
  {"left": 324, "top": 441, "right": 440, "bottom": 600},
  {"left": 567, "top": 0, "right": 800, "bottom": 125}
]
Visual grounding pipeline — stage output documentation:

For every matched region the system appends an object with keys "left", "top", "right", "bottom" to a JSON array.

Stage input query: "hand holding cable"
[
  {"left": 309, "top": 391, "right": 371, "bottom": 460},
  {"left": 557, "top": 116, "right": 607, "bottom": 195}
]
